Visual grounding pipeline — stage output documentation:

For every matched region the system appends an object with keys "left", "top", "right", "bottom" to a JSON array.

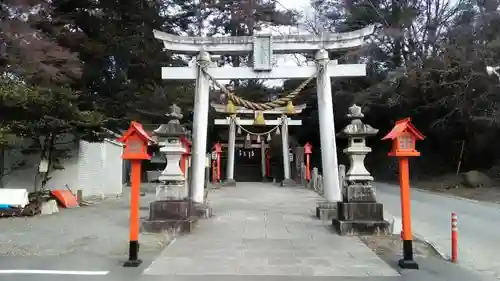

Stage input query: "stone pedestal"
[
  {"left": 194, "top": 202, "right": 213, "bottom": 219},
  {"left": 316, "top": 201, "right": 338, "bottom": 221},
  {"left": 332, "top": 183, "right": 389, "bottom": 235},
  {"left": 156, "top": 182, "right": 186, "bottom": 200},
  {"left": 141, "top": 199, "right": 198, "bottom": 234}
]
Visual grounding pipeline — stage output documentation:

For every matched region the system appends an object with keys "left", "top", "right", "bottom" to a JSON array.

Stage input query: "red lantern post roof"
[
  {"left": 213, "top": 142, "right": 222, "bottom": 153},
  {"left": 180, "top": 135, "right": 192, "bottom": 147},
  {"left": 304, "top": 142, "right": 313, "bottom": 154},
  {"left": 117, "top": 121, "right": 154, "bottom": 143},
  {"left": 382, "top": 117, "right": 425, "bottom": 141}
]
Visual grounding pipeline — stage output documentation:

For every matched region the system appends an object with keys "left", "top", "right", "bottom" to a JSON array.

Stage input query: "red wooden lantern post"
[
  {"left": 265, "top": 148, "right": 271, "bottom": 178},
  {"left": 212, "top": 142, "right": 222, "bottom": 182},
  {"left": 304, "top": 142, "right": 312, "bottom": 181},
  {"left": 117, "top": 121, "right": 153, "bottom": 267},
  {"left": 382, "top": 117, "right": 425, "bottom": 270},
  {"left": 180, "top": 136, "right": 192, "bottom": 175}
]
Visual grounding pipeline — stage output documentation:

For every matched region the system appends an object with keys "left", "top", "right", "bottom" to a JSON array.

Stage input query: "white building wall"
[
  {"left": 44, "top": 149, "right": 79, "bottom": 191},
  {"left": 1, "top": 136, "right": 123, "bottom": 198},
  {"left": 77, "top": 140, "right": 104, "bottom": 198},
  {"left": 102, "top": 140, "right": 124, "bottom": 197}
]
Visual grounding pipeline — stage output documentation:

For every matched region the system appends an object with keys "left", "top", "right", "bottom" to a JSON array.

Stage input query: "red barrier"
[{"left": 451, "top": 212, "right": 458, "bottom": 263}]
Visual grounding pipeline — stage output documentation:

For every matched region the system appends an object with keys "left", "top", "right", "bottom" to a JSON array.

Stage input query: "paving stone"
[
  {"left": 269, "top": 257, "right": 302, "bottom": 265},
  {"left": 238, "top": 265, "right": 302, "bottom": 276},
  {"left": 300, "top": 258, "right": 332, "bottom": 267},
  {"left": 238, "top": 257, "right": 271, "bottom": 267},
  {"left": 242, "top": 250, "right": 294, "bottom": 258},
  {"left": 366, "top": 266, "right": 401, "bottom": 276},
  {"left": 143, "top": 182, "right": 397, "bottom": 277},
  {"left": 338, "top": 266, "right": 372, "bottom": 277},
  {"left": 179, "top": 263, "right": 239, "bottom": 275}
]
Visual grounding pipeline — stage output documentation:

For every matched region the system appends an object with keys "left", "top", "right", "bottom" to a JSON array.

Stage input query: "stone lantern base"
[
  {"left": 221, "top": 178, "right": 237, "bottom": 187},
  {"left": 141, "top": 199, "right": 213, "bottom": 234},
  {"left": 332, "top": 218, "right": 389, "bottom": 236},
  {"left": 332, "top": 182, "right": 389, "bottom": 235},
  {"left": 281, "top": 179, "right": 297, "bottom": 187},
  {"left": 316, "top": 201, "right": 338, "bottom": 221}
]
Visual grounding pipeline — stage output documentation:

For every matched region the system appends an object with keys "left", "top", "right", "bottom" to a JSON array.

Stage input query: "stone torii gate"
[
  {"left": 211, "top": 103, "right": 307, "bottom": 185},
  {"left": 154, "top": 26, "right": 374, "bottom": 204}
]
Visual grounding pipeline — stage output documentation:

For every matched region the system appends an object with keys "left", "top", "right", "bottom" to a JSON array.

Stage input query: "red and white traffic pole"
[{"left": 451, "top": 212, "right": 458, "bottom": 263}]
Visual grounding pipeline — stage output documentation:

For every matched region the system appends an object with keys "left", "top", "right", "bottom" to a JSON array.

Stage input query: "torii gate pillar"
[
  {"left": 191, "top": 52, "right": 211, "bottom": 203},
  {"left": 316, "top": 49, "right": 341, "bottom": 202}
]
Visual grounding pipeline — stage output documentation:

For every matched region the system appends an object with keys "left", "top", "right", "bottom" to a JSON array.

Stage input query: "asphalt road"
[
  {"left": 376, "top": 182, "right": 500, "bottom": 279},
  {"left": 0, "top": 256, "right": 497, "bottom": 281}
]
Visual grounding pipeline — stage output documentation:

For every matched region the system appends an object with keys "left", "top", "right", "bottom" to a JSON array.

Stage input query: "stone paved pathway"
[{"left": 143, "top": 182, "right": 399, "bottom": 277}]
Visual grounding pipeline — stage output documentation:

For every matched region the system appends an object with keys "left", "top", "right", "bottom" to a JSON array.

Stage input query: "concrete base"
[
  {"left": 41, "top": 200, "right": 59, "bottom": 215},
  {"left": 221, "top": 179, "right": 237, "bottom": 187},
  {"left": 194, "top": 202, "right": 213, "bottom": 219},
  {"left": 281, "top": 179, "right": 297, "bottom": 187},
  {"left": 316, "top": 201, "right": 338, "bottom": 221},
  {"left": 398, "top": 259, "right": 419, "bottom": 270},
  {"left": 332, "top": 219, "right": 390, "bottom": 236},
  {"left": 123, "top": 259, "right": 142, "bottom": 267},
  {"left": 141, "top": 217, "right": 197, "bottom": 234}
]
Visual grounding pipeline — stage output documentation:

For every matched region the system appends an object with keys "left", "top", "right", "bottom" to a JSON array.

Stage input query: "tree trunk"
[
  {"left": 40, "top": 133, "right": 56, "bottom": 191},
  {"left": 0, "top": 147, "right": 4, "bottom": 188}
]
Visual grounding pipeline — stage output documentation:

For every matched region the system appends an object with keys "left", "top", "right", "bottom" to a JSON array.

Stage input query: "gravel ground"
[
  {"left": 0, "top": 189, "right": 171, "bottom": 257},
  {"left": 359, "top": 234, "right": 443, "bottom": 261}
]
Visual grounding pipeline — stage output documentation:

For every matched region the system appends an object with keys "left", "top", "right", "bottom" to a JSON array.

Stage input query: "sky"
[
  {"left": 259, "top": 0, "right": 313, "bottom": 85},
  {"left": 280, "top": 0, "right": 311, "bottom": 10},
  {"left": 213, "top": 0, "right": 314, "bottom": 87}
]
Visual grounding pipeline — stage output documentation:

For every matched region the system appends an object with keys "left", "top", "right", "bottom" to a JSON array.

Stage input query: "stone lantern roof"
[
  {"left": 340, "top": 104, "right": 379, "bottom": 137},
  {"left": 153, "top": 104, "right": 187, "bottom": 140}
]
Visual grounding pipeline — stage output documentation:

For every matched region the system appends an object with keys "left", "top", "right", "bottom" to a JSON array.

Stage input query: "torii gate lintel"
[{"left": 161, "top": 60, "right": 366, "bottom": 80}]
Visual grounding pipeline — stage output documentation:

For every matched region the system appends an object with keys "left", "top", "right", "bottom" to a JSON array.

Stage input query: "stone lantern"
[
  {"left": 153, "top": 104, "right": 187, "bottom": 200},
  {"left": 332, "top": 104, "right": 389, "bottom": 235},
  {"left": 343, "top": 104, "right": 377, "bottom": 184}
]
